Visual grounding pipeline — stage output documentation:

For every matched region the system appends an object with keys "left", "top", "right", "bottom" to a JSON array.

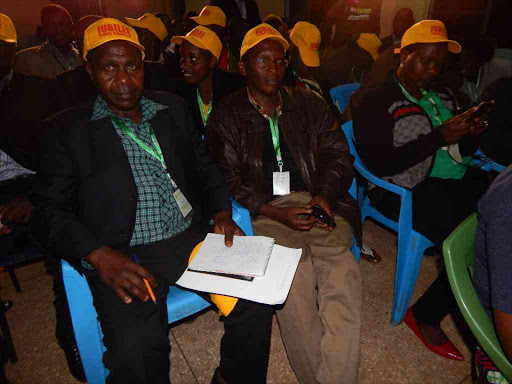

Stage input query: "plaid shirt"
[
  {"left": 0, "top": 149, "right": 35, "bottom": 182},
  {"left": 247, "top": 88, "right": 283, "bottom": 120},
  {"left": 91, "top": 96, "right": 193, "bottom": 247}
]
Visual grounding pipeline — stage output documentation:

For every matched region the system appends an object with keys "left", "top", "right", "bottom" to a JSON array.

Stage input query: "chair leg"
[
  {"left": 390, "top": 232, "right": 432, "bottom": 325},
  {"left": 7, "top": 269, "right": 21, "bottom": 293},
  {"left": 0, "top": 306, "right": 17, "bottom": 363}
]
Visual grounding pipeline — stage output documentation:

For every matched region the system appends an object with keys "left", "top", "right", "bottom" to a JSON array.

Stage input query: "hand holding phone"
[{"left": 460, "top": 101, "right": 494, "bottom": 123}]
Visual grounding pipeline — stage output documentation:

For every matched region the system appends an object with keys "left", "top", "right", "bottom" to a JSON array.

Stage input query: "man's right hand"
[
  {"left": 438, "top": 106, "right": 488, "bottom": 144},
  {"left": 261, "top": 204, "right": 318, "bottom": 231},
  {"left": 85, "top": 247, "right": 158, "bottom": 304}
]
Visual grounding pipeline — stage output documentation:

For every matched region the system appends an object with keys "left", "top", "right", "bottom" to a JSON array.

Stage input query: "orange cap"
[
  {"left": 400, "top": 20, "right": 461, "bottom": 54},
  {"left": 125, "top": 13, "right": 168, "bottom": 41},
  {"left": 240, "top": 23, "right": 289, "bottom": 59},
  {"left": 190, "top": 6, "right": 226, "bottom": 28},
  {"left": 83, "top": 18, "right": 145, "bottom": 61},
  {"left": 171, "top": 26, "right": 223, "bottom": 60},
  {"left": 0, "top": 13, "right": 17, "bottom": 44},
  {"left": 289, "top": 22, "right": 321, "bottom": 67}
]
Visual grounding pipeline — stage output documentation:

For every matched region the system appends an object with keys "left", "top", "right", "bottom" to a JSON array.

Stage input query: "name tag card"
[
  {"left": 273, "top": 171, "right": 290, "bottom": 196},
  {"left": 173, "top": 189, "right": 193, "bottom": 217}
]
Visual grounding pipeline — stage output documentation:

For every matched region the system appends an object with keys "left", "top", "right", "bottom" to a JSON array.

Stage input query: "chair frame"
[
  {"left": 444, "top": 213, "right": 512, "bottom": 381},
  {"left": 341, "top": 121, "right": 434, "bottom": 325}
]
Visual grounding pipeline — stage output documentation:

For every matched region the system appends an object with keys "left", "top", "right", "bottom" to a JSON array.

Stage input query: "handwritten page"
[
  {"left": 188, "top": 233, "right": 275, "bottom": 277},
  {"left": 177, "top": 244, "right": 302, "bottom": 305}
]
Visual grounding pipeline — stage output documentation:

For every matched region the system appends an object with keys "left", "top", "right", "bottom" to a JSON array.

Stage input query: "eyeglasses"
[{"left": 249, "top": 56, "right": 289, "bottom": 70}]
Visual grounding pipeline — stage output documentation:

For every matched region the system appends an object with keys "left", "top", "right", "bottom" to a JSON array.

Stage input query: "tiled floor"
[{"left": 1, "top": 220, "right": 475, "bottom": 383}]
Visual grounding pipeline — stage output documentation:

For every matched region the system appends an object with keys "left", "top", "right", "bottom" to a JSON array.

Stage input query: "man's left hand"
[
  {"left": 0, "top": 196, "right": 34, "bottom": 224},
  {"left": 213, "top": 211, "right": 245, "bottom": 247},
  {"left": 307, "top": 193, "right": 335, "bottom": 231}
]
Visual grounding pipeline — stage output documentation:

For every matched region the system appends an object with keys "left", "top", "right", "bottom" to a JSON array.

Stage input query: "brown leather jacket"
[{"left": 207, "top": 86, "right": 362, "bottom": 244}]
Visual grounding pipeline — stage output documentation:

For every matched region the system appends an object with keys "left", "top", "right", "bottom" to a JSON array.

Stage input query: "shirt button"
[{"left": 162, "top": 199, "right": 167, "bottom": 203}]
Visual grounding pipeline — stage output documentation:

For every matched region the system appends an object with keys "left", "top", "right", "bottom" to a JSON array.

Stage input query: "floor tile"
[{"left": 0, "top": 260, "right": 47, "bottom": 291}]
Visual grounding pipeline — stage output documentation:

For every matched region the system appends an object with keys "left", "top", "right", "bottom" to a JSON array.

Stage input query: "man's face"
[
  {"left": 134, "top": 27, "right": 161, "bottom": 62},
  {"left": 86, "top": 41, "right": 144, "bottom": 113},
  {"left": 399, "top": 43, "right": 448, "bottom": 90},
  {"left": 393, "top": 10, "right": 414, "bottom": 39},
  {"left": 42, "top": 8, "right": 74, "bottom": 49},
  {"left": 0, "top": 41, "right": 17, "bottom": 78},
  {"left": 180, "top": 40, "right": 216, "bottom": 85},
  {"left": 240, "top": 39, "right": 287, "bottom": 97}
]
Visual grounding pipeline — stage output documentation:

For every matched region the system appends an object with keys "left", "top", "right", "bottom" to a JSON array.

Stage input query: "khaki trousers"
[{"left": 252, "top": 192, "right": 362, "bottom": 384}]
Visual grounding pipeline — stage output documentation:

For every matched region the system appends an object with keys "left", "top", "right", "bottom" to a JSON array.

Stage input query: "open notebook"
[{"left": 187, "top": 233, "right": 275, "bottom": 277}]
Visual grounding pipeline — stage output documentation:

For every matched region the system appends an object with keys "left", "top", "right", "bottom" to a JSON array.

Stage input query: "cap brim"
[
  {"left": 447, "top": 40, "right": 462, "bottom": 54},
  {"left": 297, "top": 45, "right": 319, "bottom": 67},
  {"left": 241, "top": 35, "right": 289, "bottom": 58},
  {"left": 171, "top": 35, "right": 219, "bottom": 60},
  {"left": 0, "top": 36, "right": 17, "bottom": 44},
  {"left": 84, "top": 39, "right": 145, "bottom": 61},
  {"left": 125, "top": 17, "right": 166, "bottom": 41}
]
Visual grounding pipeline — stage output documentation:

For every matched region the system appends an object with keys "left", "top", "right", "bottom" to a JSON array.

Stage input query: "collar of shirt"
[
  {"left": 0, "top": 70, "right": 13, "bottom": 96},
  {"left": 247, "top": 87, "right": 283, "bottom": 120},
  {"left": 91, "top": 95, "right": 168, "bottom": 126}
]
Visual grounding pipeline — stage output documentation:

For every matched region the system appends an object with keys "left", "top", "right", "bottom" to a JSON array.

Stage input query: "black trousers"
[
  {"left": 369, "top": 168, "right": 490, "bottom": 326},
  {"left": 86, "top": 221, "right": 273, "bottom": 384}
]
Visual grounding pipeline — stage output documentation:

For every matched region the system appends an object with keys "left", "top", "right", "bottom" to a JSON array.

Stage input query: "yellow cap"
[
  {"left": 263, "top": 14, "right": 283, "bottom": 25},
  {"left": 171, "top": 26, "right": 223, "bottom": 60},
  {"left": 190, "top": 6, "right": 226, "bottom": 28},
  {"left": 240, "top": 23, "right": 289, "bottom": 59},
  {"left": 289, "top": 21, "right": 321, "bottom": 67},
  {"left": 0, "top": 13, "right": 17, "bottom": 44},
  {"left": 401, "top": 20, "right": 461, "bottom": 54},
  {"left": 83, "top": 18, "right": 145, "bottom": 61},
  {"left": 356, "top": 33, "right": 382, "bottom": 61},
  {"left": 125, "top": 13, "right": 168, "bottom": 41}
]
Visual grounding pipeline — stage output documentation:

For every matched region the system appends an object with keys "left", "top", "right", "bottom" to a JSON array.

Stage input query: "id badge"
[
  {"left": 173, "top": 189, "right": 193, "bottom": 217},
  {"left": 448, "top": 144, "right": 463, "bottom": 163},
  {"left": 273, "top": 171, "right": 290, "bottom": 196}
]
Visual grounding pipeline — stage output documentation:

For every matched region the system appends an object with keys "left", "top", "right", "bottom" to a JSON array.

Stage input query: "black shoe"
[{"left": 58, "top": 336, "right": 87, "bottom": 382}]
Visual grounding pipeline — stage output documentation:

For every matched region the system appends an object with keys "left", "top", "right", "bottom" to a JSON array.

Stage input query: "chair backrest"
[
  {"left": 329, "top": 83, "right": 361, "bottom": 114},
  {"left": 444, "top": 213, "right": 512, "bottom": 380}
]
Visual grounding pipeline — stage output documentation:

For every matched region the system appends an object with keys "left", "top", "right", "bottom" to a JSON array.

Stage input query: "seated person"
[
  {"left": 208, "top": 23, "right": 362, "bottom": 384},
  {"left": 225, "top": 16, "right": 250, "bottom": 72},
  {"left": 379, "top": 8, "right": 415, "bottom": 54},
  {"left": 474, "top": 165, "right": 512, "bottom": 384},
  {"left": 353, "top": 20, "right": 490, "bottom": 361},
  {"left": 169, "top": 26, "right": 245, "bottom": 136},
  {"left": 125, "top": 13, "right": 168, "bottom": 63},
  {"left": 283, "top": 22, "right": 323, "bottom": 95},
  {"left": 189, "top": 6, "right": 229, "bottom": 70},
  {"left": 14, "top": 5, "right": 81, "bottom": 79},
  {"left": 31, "top": 18, "right": 273, "bottom": 384}
]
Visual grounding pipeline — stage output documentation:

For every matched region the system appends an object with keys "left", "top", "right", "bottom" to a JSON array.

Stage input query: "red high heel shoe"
[{"left": 404, "top": 308, "right": 464, "bottom": 361}]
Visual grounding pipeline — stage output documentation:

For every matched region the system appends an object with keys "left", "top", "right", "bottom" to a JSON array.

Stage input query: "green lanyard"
[
  {"left": 111, "top": 115, "right": 176, "bottom": 187},
  {"left": 196, "top": 89, "right": 212, "bottom": 127},
  {"left": 268, "top": 109, "right": 283, "bottom": 172},
  {"left": 396, "top": 79, "right": 444, "bottom": 126}
]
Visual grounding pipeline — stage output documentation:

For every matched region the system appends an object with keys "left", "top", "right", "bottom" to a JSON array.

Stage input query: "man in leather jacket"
[{"left": 208, "top": 24, "right": 362, "bottom": 384}]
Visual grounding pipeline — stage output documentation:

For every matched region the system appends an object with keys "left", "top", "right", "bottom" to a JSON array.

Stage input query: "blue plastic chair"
[
  {"left": 329, "top": 83, "right": 361, "bottom": 114},
  {"left": 341, "top": 121, "right": 434, "bottom": 325},
  {"left": 473, "top": 149, "right": 507, "bottom": 173},
  {"left": 62, "top": 200, "right": 253, "bottom": 384}
]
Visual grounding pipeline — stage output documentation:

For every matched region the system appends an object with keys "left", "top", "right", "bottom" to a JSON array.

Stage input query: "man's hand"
[
  {"left": 214, "top": 211, "right": 245, "bottom": 247},
  {"left": 0, "top": 196, "right": 33, "bottom": 224},
  {"left": 307, "top": 193, "right": 335, "bottom": 231},
  {"left": 438, "top": 106, "right": 489, "bottom": 144},
  {"left": 261, "top": 204, "right": 318, "bottom": 231},
  {"left": 85, "top": 247, "right": 158, "bottom": 304}
]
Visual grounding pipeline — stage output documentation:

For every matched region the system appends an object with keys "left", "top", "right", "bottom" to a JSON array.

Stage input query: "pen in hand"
[{"left": 132, "top": 254, "right": 157, "bottom": 304}]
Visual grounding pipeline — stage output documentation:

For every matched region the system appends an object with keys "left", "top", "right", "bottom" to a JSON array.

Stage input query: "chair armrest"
[{"left": 230, "top": 198, "right": 254, "bottom": 236}]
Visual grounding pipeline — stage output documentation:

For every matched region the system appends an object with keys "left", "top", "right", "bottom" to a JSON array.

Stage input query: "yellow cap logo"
[
  {"left": 430, "top": 25, "right": 447, "bottom": 38},
  {"left": 97, "top": 23, "right": 132, "bottom": 38}
]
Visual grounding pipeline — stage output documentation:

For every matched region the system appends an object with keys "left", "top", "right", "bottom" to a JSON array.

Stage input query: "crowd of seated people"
[{"left": 0, "top": 2, "right": 511, "bottom": 384}]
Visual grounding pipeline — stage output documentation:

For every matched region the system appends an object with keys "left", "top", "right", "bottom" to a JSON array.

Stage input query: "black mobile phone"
[
  {"left": 461, "top": 101, "right": 494, "bottom": 123},
  {"left": 308, "top": 205, "right": 337, "bottom": 228}
]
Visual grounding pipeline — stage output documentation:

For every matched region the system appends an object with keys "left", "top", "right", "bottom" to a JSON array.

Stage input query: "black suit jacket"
[{"left": 31, "top": 91, "right": 231, "bottom": 271}]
